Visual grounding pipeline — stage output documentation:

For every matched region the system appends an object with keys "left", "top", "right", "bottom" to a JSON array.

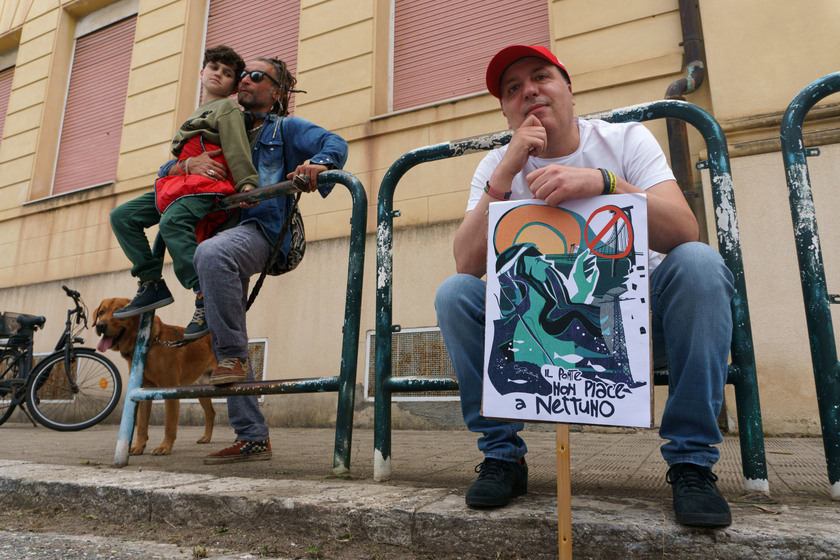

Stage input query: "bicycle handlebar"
[
  {"left": 62, "top": 285, "right": 81, "bottom": 300},
  {"left": 61, "top": 285, "right": 87, "bottom": 328}
]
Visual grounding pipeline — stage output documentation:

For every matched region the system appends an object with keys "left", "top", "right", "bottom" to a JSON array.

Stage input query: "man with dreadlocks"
[{"left": 163, "top": 57, "right": 347, "bottom": 464}]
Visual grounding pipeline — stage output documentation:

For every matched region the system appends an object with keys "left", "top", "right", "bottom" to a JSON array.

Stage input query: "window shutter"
[
  {"left": 392, "top": 0, "right": 550, "bottom": 112},
  {"left": 205, "top": 0, "right": 300, "bottom": 114},
  {"left": 0, "top": 66, "right": 12, "bottom": 149},
  {"left": 52, "top": 16, "right": 135, "bottom": 195}
]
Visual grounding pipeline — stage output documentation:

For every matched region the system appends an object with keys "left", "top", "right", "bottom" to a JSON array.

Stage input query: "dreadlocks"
[{"left": 258, "top": 57, "right": 297, "bottom": 117}]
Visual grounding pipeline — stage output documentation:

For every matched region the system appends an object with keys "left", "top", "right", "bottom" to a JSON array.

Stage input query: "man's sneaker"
[
  {"left": 183, "top": 295, "right": 209, "bottom": 339},
  {"left": 203, "top": 439, "right": 271, "bottom": 464},
  {"left": 208, "top": 357, "right": 249, "bottom": 385},
  {"left": 113, "top": 279, "right": 174, "bottom": 318},
  {"left": 465, "top": 457, "right": 528, "bottom": 508},
  {"left": 666, "top": 463, "right": 732, "bottom": 528}
]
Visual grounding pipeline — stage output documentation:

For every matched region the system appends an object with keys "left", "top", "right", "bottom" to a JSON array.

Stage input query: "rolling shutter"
[
  {"left": 52, "top": 16, "right": 135, "bottom": 195},
  {"left": 392, "top": 0, "right": 550, "bottom": 111},
  {"left": 0, "top": 66, "right": 12, "bottom": 149},
  {"left": 205, "top": 0, "right": 300, "bottom": 114}
]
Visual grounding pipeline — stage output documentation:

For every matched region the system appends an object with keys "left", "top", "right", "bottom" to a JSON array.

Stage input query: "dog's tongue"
[{"left": 97, "top": 336, "right": 114, "bottom": 352}]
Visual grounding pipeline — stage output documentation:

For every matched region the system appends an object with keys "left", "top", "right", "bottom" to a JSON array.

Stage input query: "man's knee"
[
  {"left": 194, "top": 236, "right": 218, "bottom": 271},
  {"left": 659, "top": 242, "right": 734, "bottom": 299},
  {"left": 435, "top": 274, "right": 484, "bottom": 319},
  {"left": 668, "top": 242, "right": 723, "bottom": 266},
  {"left": 435, "top": 274, "right": 486, "bottom": 333}
]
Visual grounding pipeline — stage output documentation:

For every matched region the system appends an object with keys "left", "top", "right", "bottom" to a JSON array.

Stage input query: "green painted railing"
[
  {"left": 779, "top": 72, "right": 840, "bottom": 500},
  {"left": 114, "top": 170, "right": 366, "bottom": 474},
  {"left": 375, "top": 100, "right": 768, "bottom": 493}
]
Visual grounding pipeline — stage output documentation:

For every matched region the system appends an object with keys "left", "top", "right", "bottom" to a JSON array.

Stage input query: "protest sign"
[{"left": 483, "top": 195, "right": 652, "bottom": 427}]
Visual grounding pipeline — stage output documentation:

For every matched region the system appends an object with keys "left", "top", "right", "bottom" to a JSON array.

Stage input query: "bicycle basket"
[{"left": 1, "top": 312, "right": 37, "bottom": 346}]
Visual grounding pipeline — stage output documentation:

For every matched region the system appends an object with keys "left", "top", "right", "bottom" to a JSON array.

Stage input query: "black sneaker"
[
  {"left": 666, "top": 463, "right": 732, "bottom": 528},
  {"left": 183, "top": 296, "right": 209, "bottom": 340},
  {"left": 113, "top": 279, "right": 174, "bottom": 318},
  {"left": 465, "top": 457, "right": 528, "bottom": 508}
]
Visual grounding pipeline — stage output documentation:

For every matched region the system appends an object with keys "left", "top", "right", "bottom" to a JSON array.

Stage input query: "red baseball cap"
[{"left": 485, "top": 45, "right": 570, "bottom": 99}]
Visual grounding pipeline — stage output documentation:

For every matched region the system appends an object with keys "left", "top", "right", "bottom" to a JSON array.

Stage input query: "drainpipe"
[{"left": 666, "top": 0, "right": 706, "bottom": 214}]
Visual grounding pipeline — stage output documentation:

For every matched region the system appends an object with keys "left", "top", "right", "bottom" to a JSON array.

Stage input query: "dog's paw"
[
  {"left": 129, "top": 445, "right": 146, "bottom": 456},
  {"left": 151, "top": 445, "right": 173, "bottom": 455},
  {"left": 196, "top": 436, "right": 212, "bottom": 444}
]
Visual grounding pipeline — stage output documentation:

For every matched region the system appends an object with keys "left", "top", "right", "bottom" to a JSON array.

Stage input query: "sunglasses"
[{"left": 240, "top": 70, "right": 282, "bottom": 88}]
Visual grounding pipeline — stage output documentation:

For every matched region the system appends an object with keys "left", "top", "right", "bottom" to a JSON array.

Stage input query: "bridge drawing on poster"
[{"left": 483, "top": 195, "right": 652, "bottom": 428}]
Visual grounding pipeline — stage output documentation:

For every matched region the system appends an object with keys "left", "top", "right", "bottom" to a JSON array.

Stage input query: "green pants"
[{"left": 110, "top": 191, "right": 216, "bottom": 291}]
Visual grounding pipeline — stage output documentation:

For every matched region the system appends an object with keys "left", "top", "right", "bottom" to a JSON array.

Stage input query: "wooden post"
[{"left": 557, "top": 424, "right": 572, "bottom": 559}]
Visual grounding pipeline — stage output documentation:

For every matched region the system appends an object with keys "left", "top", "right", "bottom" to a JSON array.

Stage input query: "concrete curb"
[{"left": 1, "top": 460, "right": 839, "bottom": 559}]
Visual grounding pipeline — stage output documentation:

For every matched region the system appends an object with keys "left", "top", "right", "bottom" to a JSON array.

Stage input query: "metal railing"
[
  {"left": 114, "top": 170, "right": 367, "bottom": 474},
  {"left": 374, "top": 100, "right": 769, "bottom": 493},
  {"left": 779, "top": 72, "right": 840, "bottom": 499}
]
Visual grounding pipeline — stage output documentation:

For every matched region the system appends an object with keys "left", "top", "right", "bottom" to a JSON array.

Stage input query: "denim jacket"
[
  {"left": 241, "top": 114, "right": 348, "bottom": 247},
  {"left": 160, "top": 114, "right": 349, "bottom": 255}
]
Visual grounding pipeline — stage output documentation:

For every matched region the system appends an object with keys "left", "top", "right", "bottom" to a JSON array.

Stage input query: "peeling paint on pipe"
[{"left": 780, "top": 72, "right": 840, "bottom": 497}]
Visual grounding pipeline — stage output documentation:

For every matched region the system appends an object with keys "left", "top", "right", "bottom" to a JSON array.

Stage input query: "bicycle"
[{"left": 0, "top": 285, "right": 122, "bottom": 430}]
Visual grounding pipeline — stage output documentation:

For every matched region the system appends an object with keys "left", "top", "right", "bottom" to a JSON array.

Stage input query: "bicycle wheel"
[
  {"left": 26, "top": 348, "right": 122, "bottom": 431},
  {"left": 0, "top": 351, "right": 20, "bottom": 425}
]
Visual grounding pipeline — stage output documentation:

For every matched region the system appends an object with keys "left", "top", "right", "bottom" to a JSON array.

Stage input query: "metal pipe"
[
  {"left": 112, "top": 171, "right": 367, "bottom": 475},
  {"left": 130, "top": 377, "right": 341, "bottom": 400},
  {"left": 779, "top": 72, "right": 840, "bottom": 499},
  {"left": 587, "top": 100, "right": 768, "bottom": 492},
  {"left": 374, "top": 101, "right": 768, "bottom": 490},
  {"left": 666, "top": 0, "right": 706, "bottom": 214},
  {"left": 113, "top": 311, "right": 153, "bottom": 467},
  {"left": 215, "top": 179, "right": 301, "bottom": 210}
]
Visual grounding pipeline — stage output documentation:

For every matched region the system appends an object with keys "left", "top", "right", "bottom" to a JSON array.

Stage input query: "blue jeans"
[
  {"left": 194, "top": 222, "right": 269, "bottom": 441},
  {"left": 435, "top": 242, "right": 734, "bottom": 467}
]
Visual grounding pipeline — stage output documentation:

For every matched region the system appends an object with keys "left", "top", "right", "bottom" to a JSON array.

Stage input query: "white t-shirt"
[{"left": 468, "top": 117, "right": 676, "bottom": 269}]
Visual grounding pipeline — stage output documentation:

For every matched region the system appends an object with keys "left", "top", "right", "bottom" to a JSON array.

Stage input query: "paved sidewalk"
[{"left": 1, "top": 422, "right": 838, "bottom": 559}]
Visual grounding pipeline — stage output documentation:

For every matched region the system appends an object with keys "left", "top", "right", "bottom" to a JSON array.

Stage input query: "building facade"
[{"left": 0, "top": 0, "right": 838, "bottom": 434}]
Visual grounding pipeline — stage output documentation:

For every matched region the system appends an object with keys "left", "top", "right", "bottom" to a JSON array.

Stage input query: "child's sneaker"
[
  {"left": 183, "top": 294, "right": 209, "bottom": 339},
  {"left": 113, "top": 279, "right": 174, "bottom": 318}
]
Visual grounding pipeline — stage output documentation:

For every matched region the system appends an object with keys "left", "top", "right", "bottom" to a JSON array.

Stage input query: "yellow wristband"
[{"left": 599, "top": 168, "right": 617, "bottom": 195}]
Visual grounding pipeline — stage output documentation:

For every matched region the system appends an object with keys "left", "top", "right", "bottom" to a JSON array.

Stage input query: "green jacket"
[{"left": 170, "top": 97, "right": 258, "bottom": 193}]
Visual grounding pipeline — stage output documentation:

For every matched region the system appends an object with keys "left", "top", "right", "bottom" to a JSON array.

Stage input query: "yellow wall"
[{"left": 0, "top": 0, "right": 838, "bottom": 434}]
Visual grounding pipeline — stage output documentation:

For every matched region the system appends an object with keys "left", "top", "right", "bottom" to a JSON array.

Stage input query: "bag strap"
[
  {"left": 246, "top": 190, "right": 301, "bottom": 311},
  {"left": 246, "top": 116, "right": 296, "bottom": 311}
]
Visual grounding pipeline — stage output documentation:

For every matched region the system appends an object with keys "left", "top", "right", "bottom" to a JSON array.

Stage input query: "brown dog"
[{"left": 93, "top": 297, "right": 217, "bottom": 456}]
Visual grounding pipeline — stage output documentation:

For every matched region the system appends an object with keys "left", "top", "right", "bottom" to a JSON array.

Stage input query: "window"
[
  {"left": 52, "top": 13, "right": 136, "bottom": 195},
  {"left": 205, "top": 0, "right": 300, "bottom": 113},
  {"left": 391, "top": 0, "right": 550, "bottom": 112},
  {"left": 0, "top": 49, "right": 16, "bottom": 150}
]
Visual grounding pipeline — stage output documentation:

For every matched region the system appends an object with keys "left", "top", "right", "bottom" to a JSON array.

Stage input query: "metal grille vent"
[
  {"left": 247, "top": 338, "right": 266, "bottom": 383},
  {"left": 365, "top": 327, "right": 459, "bottom": 401}
]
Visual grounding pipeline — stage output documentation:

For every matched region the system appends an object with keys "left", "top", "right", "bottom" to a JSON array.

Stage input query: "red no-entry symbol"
[{"left": 584, "top": 205, "right": 634, "bottom": 259}]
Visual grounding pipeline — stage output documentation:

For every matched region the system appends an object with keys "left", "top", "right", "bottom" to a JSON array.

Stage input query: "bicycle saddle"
[{"left": 18, "top": 315, "right": 46, "bottom": 329}]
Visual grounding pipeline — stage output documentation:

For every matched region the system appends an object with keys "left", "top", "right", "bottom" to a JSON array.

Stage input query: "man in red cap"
[{"left": 435, "top": 45, "right": 734, "bottom": 528}]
